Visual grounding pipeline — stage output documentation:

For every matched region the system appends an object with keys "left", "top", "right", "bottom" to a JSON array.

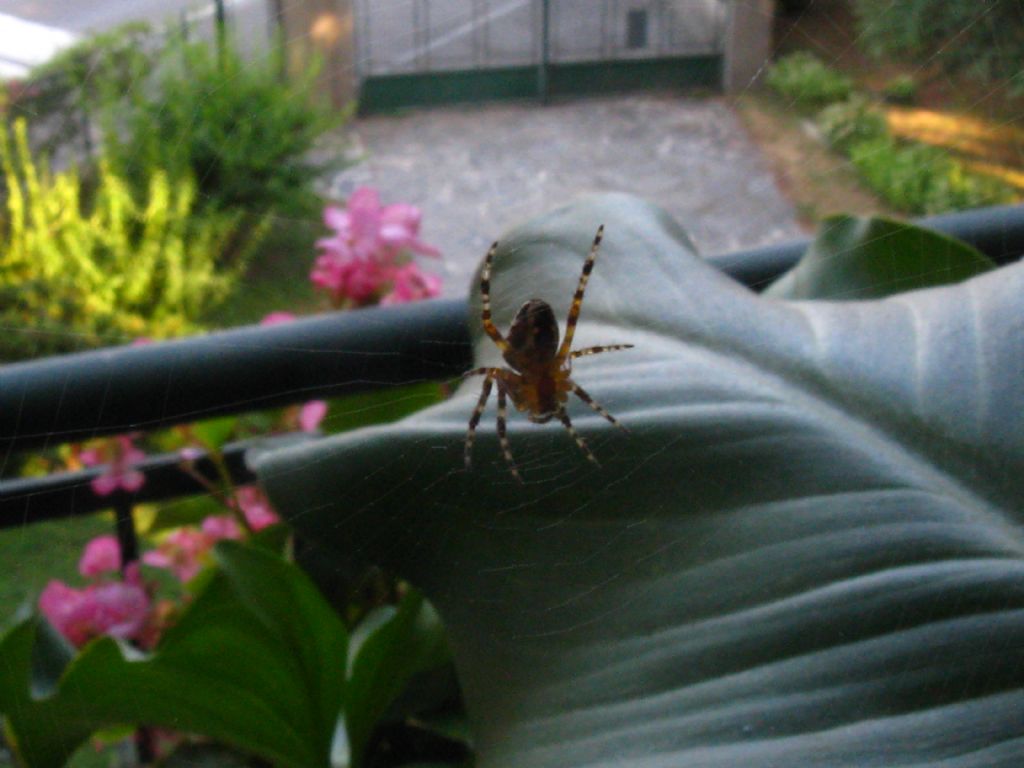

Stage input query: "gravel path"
[{"left": 329, "top": 94, "right": 804, "bottom": 298}]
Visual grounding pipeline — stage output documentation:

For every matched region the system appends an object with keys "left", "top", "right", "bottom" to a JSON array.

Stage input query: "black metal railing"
[{"left": 2, "top": 204, "right": 1023, "bottom": 549}]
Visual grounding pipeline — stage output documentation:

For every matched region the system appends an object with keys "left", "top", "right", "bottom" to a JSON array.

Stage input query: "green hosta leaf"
[
  {"left": 346, "top": 589, "right": 452, "bottom": 766},
  {"left": 765, "top": 213, "right": 996, "bottom": 299},
  {"left": 255, "top": 193, "right": 1024, "bottom": 767},
  {"left": 0, "top": 541, "right": 346, "bottom": 768}
]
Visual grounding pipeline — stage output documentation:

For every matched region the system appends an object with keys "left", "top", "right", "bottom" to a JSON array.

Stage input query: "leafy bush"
[
  {"left": 2, "top": 22, "right": 154, "bottom": 160},
  {"left": 882, "top": 74, "right": 918, "bottom": 104},
  {"left": 8, "top": 24, "right": 343, "bottom": 219},
  {"left": 104, "top": 34, "right": 344, "bottom": 217},
  {"left": 849, "top": 137, "right": 1014, "bottom": 214},
  {"left": 0, "top": 119, "right": 262, "bottom": 360},
  {"left": 816, "top": 95, "right": 889, "bottom": 153},
  {"left": 853, "top": 0, "right": 1024, "bottom": 87},
  {"left": 766, "top": 52, "right": 853, "bottom": 107}
]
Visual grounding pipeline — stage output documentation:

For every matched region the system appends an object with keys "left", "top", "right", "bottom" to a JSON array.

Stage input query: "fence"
[
  {"left": 354, "top": 0, "right": 731, "bottom": 111},
  {"left": 3, "top": 203, "right": 1024, "bottom": 564}
]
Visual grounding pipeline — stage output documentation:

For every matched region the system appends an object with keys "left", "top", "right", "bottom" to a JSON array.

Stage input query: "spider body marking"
[{"left": 463, "top": 225, "right": 633, "bottom": 481}]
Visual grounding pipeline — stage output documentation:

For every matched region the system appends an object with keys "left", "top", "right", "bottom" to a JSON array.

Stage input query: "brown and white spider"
[{"left": 463, "top": 225, "right": 633, "bottom": 481}]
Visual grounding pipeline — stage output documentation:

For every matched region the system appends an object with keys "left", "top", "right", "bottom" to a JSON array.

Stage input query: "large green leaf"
[
  {"left": 0, "top": 541, "right": 347, "bottom": 768},
  {"left": 255, "top": 193, "right": 1024, "bottom": 767},
  {"left": 345, "top": 589, "right": 452, "bottom": 766},
  {"left": 765, "top": 213, "right": 996, "bottom": 299}
]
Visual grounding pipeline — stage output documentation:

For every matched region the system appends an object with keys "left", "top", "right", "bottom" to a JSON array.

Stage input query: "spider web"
[{"left": 0, "top": 1, "right": 1022, "bottom": 765}]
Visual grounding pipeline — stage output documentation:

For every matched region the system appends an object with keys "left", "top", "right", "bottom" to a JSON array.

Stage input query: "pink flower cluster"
[
  {"left": 39, "top": 536, "right": 151, "bottom": 648},
  {"left": 142, "top": 486, "right": 279, "bottom": 582},
  {"left": 79, "top": 435, "right": 146, "bottom": 496},
  {"left": 311, "top": 187, "right": 442, "bottom": 308},
  {"left": 39, "top": 488, "right": 280, "bottom": 647}
]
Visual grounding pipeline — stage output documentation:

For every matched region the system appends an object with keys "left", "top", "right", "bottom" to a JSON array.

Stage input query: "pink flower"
[
  {"left": 79, "top": 535, "right": 122, "bottom": 578},
  {"left": 323, "top": 187, "right": 440, "bottom": 260},
  {"left": 310, "top": 251, "right": 391, "bottom": 305},
  {"left": 298, "top": 400, "right": 328, "bottom": 432},
  {"left": 312, "top": 187, "right": 441, "bottom": 307},
  {"left": 235, "top": 486, "right": 280, "bottom": 531},
  {"left": 39, "top": 578, "right": 150, "bottom": 648},
  {"left": 381, "top": 263, "right": 443, "bottom": 306},
  {"left": 260, "top": 311, "right": 296, "bottom": 326},
  {"left": 79, "top": 435, "right": 146, "bottom": 496},
  {"left": 142, "top": 528, "right": 211, "bottom": 583},
  {"left": 201, "top": 514, "right": 242, "bottom": 541}
]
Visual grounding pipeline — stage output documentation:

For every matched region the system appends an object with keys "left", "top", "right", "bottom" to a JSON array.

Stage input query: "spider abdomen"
[
  {"left": 518, "top": 368, "right": 571, "bottom": 423},
  {"left": 504, "top": 299, "right": 559, "bottom": 369}
]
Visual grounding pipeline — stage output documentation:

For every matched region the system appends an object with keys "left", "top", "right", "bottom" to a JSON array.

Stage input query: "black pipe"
[
  {"left": 0, "top": 299, "right": 472, "bottom": 457},
  {"left": 2, "top": 205, "right": 1022, "bottom": 458},
  {"left": 0, "top": 435, "right": 307, "bottom": 530}
]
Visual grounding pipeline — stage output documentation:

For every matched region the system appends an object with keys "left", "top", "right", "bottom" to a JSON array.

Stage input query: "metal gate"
[{"left": 355, "top": 0, "right": 729, "bottom": 112}]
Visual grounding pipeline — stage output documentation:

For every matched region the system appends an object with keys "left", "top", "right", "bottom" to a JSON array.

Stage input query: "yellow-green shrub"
[{"left": 0, "top": 118, "right": 262, "bottom": 360}]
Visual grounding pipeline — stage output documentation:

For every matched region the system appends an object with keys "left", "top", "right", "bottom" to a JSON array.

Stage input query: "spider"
[{"left": 463, "top": 224, "right": 633, "bottom": 481}]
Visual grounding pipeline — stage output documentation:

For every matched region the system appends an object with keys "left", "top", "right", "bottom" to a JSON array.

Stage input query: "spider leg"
[
  {"left": 571, "top": 382, "right": 629, "bottom": 433},
  {"left": 569, "top": 343, "right": 634, "bottom": 360},
  {"left": 480, "top": 241, "right": 510, "bottom": 353},
  {"left": 494, "top": 383, "right": 523, "bottom": 482},
  {"left": 464, "top": 376, "right": 494, "bottom": 470},
  {"left": 557, "top": 408, "right": 599, "bottom": 466},
  {"left": 556, "top": 224, "right": 604, "bottom": 360},
  {"left": 462, "top": 366, "right": 503, "bottom": 379}
]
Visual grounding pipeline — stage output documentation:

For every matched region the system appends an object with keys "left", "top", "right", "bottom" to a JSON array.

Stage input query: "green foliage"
[
  {"left": 816, "top": 95, "right": 888, "bottom": 153},
  {"left": 853, "top": 0, "right": 1024, "bottom": 87},
  {"left": 346, "top": 591, "right": 455, "bottom": 766},
  {"left": 882, "top": 73, "right": 918, "bottom": 104},
  {"left": 765, "top": 52, "right": 853, "bottom": 107},
  {"left": 0, "top": 119, "right": 260, "bottom": 360},
  {"left": 11, "top": 23, "right": 344, "bottom": 219},
  {"left": 104, "top": 34, "right": 344, "bottom": 217},
  {"left": 0, "top": 542, "right": 463, "bottom": 768},
  {"left": 3, "top": 23, "right": 153, "bottom": 159},
  {"left": 764, "top": 214, "right": 995, "bottom": 300},
  {"left": 0, "top": 542, "right": 348, "bottom": 768},
  {"left": 848, "top": 137, "right": 1014, "bottom": 214}
]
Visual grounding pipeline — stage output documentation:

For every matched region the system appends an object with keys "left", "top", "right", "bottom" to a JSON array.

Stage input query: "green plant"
[
  {"left": 4, "top": 23, "right": 154, "bottom": 159},
  {"left": 882, "top": 73, "right": 918, "bottom": 104},
  {"left": 765, "top": 51, "right": 853, "bottom": 107},
  {"left": 0, "top": 118, "right": 260, "bottom": 360},
  {"left": 0, "top": 541, "right": 465, "bottom": 768},
  {"left": 853, "top": 0, "right": 1024, "bottom": 88},
  {"left": 849, "top": 136, "right": 1014, "bottom": 213},
  {"left": 816, "top": 95, "right": 889, "bottom": 153},
  {"left": 251, "top": 194, "right": 1024, "bottom": 767},
  {"left": 105, "top": 34, "right": 343, "bottom": 218}
]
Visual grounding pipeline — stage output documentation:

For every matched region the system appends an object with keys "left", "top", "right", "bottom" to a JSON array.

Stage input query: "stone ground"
[{"left": 329, "top": 93, "right": 804, "bottom": 299}]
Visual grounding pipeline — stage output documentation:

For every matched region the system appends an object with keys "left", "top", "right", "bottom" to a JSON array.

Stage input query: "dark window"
[{"left": 626, "top": 9, "right": 648, "bottom": 49}]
